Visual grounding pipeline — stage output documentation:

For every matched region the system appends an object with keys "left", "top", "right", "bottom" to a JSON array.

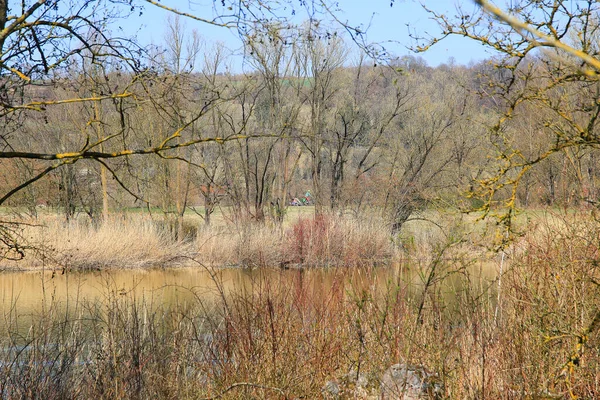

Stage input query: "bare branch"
[{"left": 476, "top": 0, "right": 600, "bottom": 74}]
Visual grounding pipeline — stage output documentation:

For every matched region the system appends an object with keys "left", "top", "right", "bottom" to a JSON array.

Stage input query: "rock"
[
  {"left": 324, "top": 364, "right": 441, "bottom": 399},
  {"left": 380, "top": 363, "right": 443, "bottom": 399},
  {"left": 322, "top": 380, "right": 341, "bottom": 399},
  {"left": 344, "top": 368, "right": 369, "bottom": 389},
  {"left": 322, "top": 369, "right": 378, "bottom": 399}
]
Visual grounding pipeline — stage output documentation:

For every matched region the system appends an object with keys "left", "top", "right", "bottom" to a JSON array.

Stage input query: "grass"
[
  {"left": 11, "top": 215, "right": 194, "bottom": 270},
  {"left": 1, "top": 206, "right": 599, "bottom": 397},
  {"left": 1, "top": 212, "right": 599, "bottom": 398},
  {"left": 0, "top": 209, "right": 397, "bottom": 270},
  {"left": 0, "top": 263, "right": 474, "bottom": 398},
  {"left": 100, "top": 205, "right": 316, "bottom": 228}
]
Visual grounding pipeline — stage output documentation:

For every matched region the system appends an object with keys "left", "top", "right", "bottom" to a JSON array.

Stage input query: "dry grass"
[
  {"left": 2, "top": 212, "right": 396, "bottom": 270},
  {"left": 1, "top": 208, "right": 599, "bottom": 398},
  {"left": 194, "top": 223, "right": 283, "bottom": 268},
  {"left": 192, "top": 213, "right": 395, "bottom": 268},
  {"left": 12, "top": 215, "right": 194, "bottom": 270},
  {"left": 282, "top": 214, "right": 393, "bottom": 267},
  {"left": 492, "top": 209, "right": 600, "bottom": 396}
]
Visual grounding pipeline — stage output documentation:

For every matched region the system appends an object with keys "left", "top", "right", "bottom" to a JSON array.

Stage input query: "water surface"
[{"left": 0, "top": 262, "right": 497, "bottom": 335}]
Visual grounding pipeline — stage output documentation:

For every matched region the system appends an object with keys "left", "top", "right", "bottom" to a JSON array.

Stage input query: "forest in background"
[
  {"left": 1, "top": 1, "right": 600, "bottom": 398},
  {"left": 3, "top": 11, "right": 600, "bottom": 244}
]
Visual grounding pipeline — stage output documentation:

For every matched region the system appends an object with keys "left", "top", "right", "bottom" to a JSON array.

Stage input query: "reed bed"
[
  {"left": 6, "top": 212, "right": 396, "bottom": 270},
  {"left": 18, "top": 215, "right": 194, "bottom": 270},
  {"left": 0, "top": 209, "right": 599, "bottom": 398}
]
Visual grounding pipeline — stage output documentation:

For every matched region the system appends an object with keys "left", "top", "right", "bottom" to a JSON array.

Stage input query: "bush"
[{"left": 283, "top": 214, "right": 393, "bottom": 267}]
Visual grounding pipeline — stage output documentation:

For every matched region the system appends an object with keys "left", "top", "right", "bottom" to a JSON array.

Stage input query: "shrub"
[{"left": 283, "top": 214, "right": 393, "bottom": 267}]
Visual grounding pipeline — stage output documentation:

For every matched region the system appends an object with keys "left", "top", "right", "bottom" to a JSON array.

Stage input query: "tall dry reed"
[
  {"left": 2, "top": 209, "right": 598, "bottom": 398},
  {"left": 20, "top": 215, "right": 193, "bottom": 270}
]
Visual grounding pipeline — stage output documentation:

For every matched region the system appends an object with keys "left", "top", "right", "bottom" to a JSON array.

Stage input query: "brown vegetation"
[
  {"left": 2, "top": 211, "right": 395, "bottom": 271},
  {"left": 1, "top": 210, "right": 599, "bottom": 398},
  {"left": 2, "top": 1, "right": 600, "bottom": 399}
]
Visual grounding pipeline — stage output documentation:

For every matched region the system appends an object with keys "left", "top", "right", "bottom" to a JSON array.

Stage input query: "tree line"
[{"left": 2, "top": 0, "right": 600, "bottom": 247}]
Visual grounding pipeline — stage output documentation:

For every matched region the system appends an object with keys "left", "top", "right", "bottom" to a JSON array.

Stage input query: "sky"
[{"left": 120, "top": 0, "right": 495, "bottom": 70}]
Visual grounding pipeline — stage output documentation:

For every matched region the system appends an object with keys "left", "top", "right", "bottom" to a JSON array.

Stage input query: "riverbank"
[
  {"left": 1, "top": 208, "right": 599, "bottom": 397},
  {"left": 1, "top": 221, "right": 598, "bottom": 398},
  {"left": 1, "top": 211, "right": 408, "bottom": 271}
]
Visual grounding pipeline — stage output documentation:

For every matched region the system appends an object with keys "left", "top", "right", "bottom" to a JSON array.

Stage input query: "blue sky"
[
  {"left": 122, "top": 0, "right": 494, "bottom": 69},
  {"left": 338, "top": 0, "right": 495, "bottom": 65}
]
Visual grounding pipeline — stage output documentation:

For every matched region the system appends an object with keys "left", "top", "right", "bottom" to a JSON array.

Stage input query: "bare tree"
[
  {"left": 323, "top": 56, "right": 412, "bottom": 212},
  {"left": 0, "top": 0, "right": 317, "bottom": 255},
  {"left": 230, "top": 22, "right": 303, "bottom": 222},
  {"left": 293, "top": 21, "right": 347, "bottom": 213},
  {"left": 413, "top": 0, "right": 600, "bottom": 225},
  {"left": 380, "top": 62, "right": 470, "bottom": 234}
]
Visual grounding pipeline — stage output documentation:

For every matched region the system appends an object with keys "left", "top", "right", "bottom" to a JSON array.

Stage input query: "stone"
[
  {"left": 322, "top": 368, "right": 378, "bottom": 399},
  {"left": 322, "top": 380, "right": 341, "bottom": 399},
  {"left": 380, "top": 363, "right": 443, "bottom": 399}
]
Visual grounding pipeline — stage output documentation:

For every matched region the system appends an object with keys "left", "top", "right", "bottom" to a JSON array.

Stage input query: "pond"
[
  {"left": 0, "top": 261, "right": 500, "bottom": 399},
  {"left": 0, "top": 262, "right": 498, "bottom": 336}
]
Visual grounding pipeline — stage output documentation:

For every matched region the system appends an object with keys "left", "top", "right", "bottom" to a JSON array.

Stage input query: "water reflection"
[{"left": 0, "top": 262, "right": 497, "bottom": 334}]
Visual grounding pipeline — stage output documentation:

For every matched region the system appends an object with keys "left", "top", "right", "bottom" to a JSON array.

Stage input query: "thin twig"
[
  {"left": 476, "top": 0, "right": 600, "bottom": 74},
  {"left": 199, "top": 382, "right": 287, "bottom": 400}
]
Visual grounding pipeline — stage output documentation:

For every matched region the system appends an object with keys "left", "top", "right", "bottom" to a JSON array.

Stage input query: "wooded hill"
[
  {"left": 2, "top": 1, "right": 600, "bottom": 238},
  {"left": 2, "top": 52, "right": 596, "bottom": 228}
]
